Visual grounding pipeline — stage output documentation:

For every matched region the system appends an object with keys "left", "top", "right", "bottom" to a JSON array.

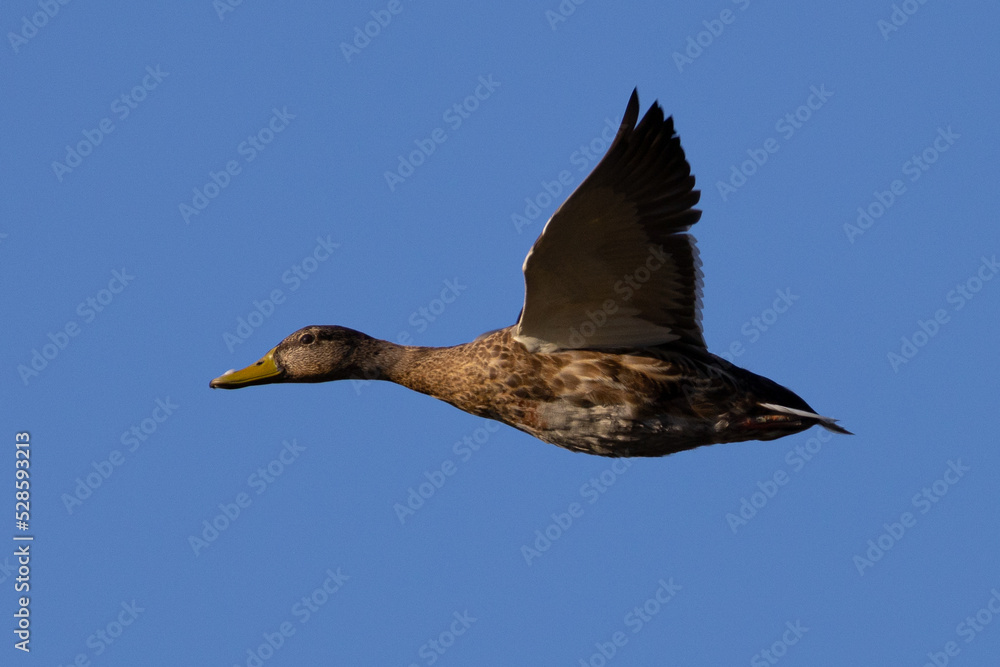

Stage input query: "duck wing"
[{"left": 514, "top": 89, "right": 705, "bottom": 353}]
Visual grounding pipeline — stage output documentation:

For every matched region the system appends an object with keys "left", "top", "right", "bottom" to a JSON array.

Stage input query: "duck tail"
[{"left": 758, "top": 402, "right": 853, "bottom": 435}]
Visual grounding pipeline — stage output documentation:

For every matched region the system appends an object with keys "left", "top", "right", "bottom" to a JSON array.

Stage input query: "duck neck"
[{"left": 361, "top": 338, "right": 479, "bottom": 408}]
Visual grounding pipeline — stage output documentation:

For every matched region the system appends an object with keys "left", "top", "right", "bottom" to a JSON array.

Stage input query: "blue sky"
[{"left": 2, "top": 1, "right": 998, "bottom": 665}]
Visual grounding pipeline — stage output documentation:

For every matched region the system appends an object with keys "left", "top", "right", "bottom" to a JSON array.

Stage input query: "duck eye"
[{"left": 299, "top": 333, "right": 315, "bottom": 345}]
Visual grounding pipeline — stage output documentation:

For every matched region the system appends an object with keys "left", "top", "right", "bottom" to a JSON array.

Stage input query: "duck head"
[{"left": 210, "top": 325, "right": 377, "bottom": 389}]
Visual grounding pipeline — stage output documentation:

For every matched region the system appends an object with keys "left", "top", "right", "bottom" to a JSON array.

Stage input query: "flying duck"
[{"left": 211, "top": 90, "right": 849, "bottom": 457}]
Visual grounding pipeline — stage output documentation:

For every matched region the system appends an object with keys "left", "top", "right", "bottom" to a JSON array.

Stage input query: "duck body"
[
  {"left": 211, "top": 89, "right": 849, "bottom": 456},
  {"left": 400, "top": 327, "right": 842, "bottom": 457}
]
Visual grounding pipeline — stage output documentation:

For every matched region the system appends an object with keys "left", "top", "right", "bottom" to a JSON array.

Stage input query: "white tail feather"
[{"left": 758, "top": 402, "right": 852, "bottom": 435}]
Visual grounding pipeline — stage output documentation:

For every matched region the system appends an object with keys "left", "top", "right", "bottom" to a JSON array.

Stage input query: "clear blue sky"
[{"left": 2, "top": 1, "right": 998, "bottom": 665}]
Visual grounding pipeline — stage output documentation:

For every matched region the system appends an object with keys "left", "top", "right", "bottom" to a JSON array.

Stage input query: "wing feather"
[{"left": 514, "top": 90, "right": 705, "bottom": 352}]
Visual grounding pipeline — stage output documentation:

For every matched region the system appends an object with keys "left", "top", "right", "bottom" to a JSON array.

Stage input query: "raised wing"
[{"left": 513, "top": 90, "right": 705, "bottom": 352}]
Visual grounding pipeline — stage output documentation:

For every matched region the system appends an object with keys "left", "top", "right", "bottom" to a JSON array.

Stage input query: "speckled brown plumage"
[{"left": 210, "top": 89, "right": 849, "bottom": 457}]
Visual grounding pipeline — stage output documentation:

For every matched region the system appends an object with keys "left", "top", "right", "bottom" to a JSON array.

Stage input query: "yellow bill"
[{"left": 210, "top": 347, "right": 282, "bottom": 389}]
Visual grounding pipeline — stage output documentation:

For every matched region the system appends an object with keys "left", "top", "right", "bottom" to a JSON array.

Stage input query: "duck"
[{"left": 211, "top": 89, "right": 849, "bottom": 458}]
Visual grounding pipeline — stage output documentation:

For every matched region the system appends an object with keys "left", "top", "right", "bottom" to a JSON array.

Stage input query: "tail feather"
[{"left": 758, "top": 402, "right": 853, "bottom": 435}]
